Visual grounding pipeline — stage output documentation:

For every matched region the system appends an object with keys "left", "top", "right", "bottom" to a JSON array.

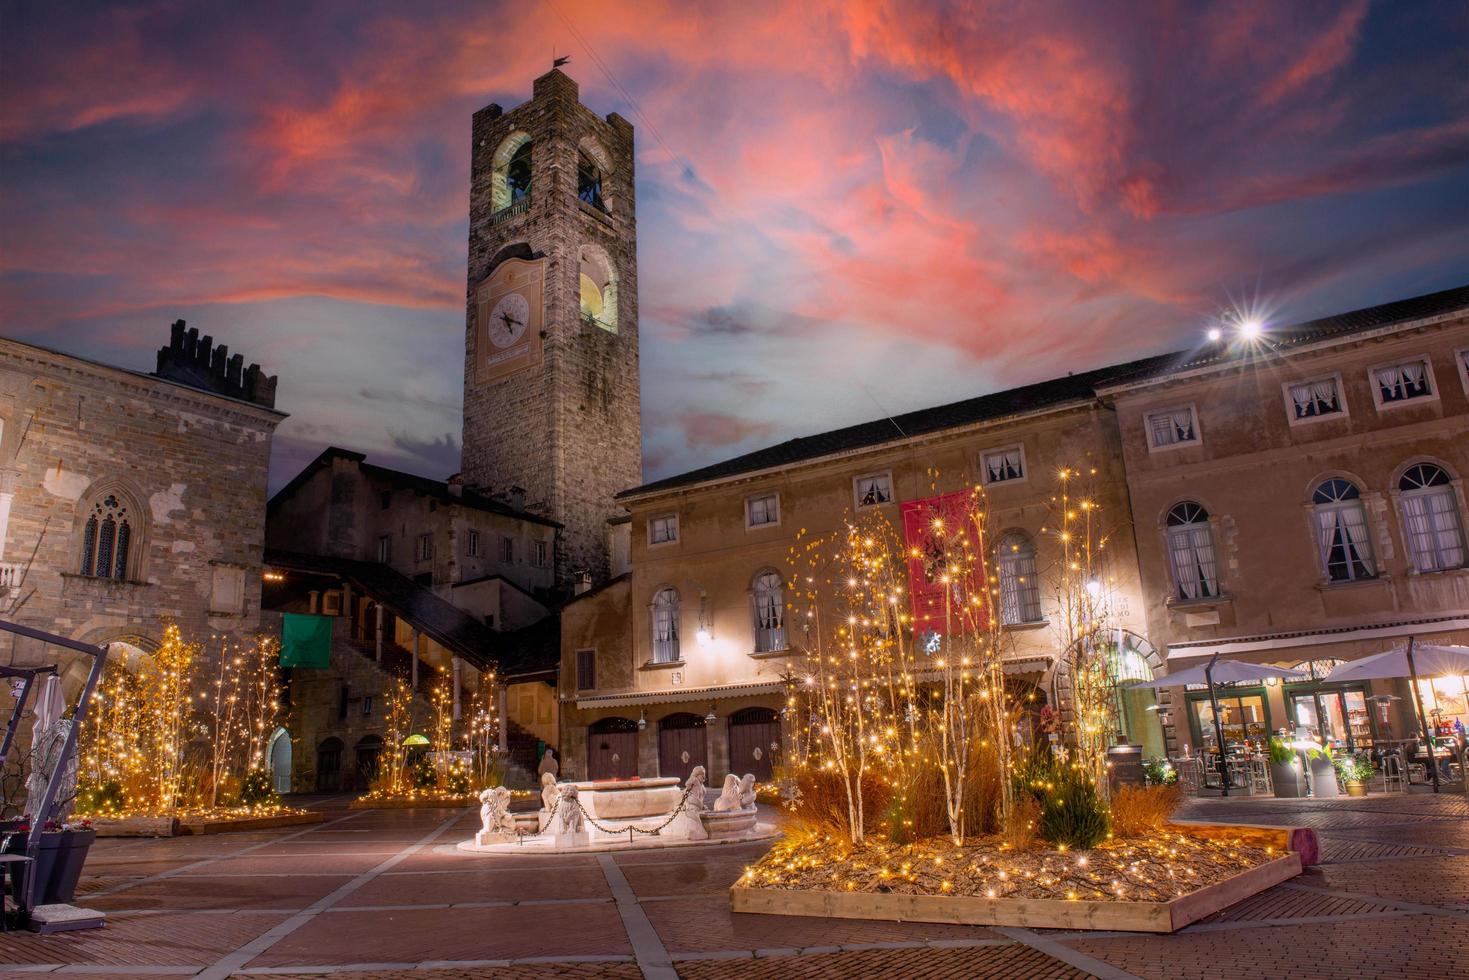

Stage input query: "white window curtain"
[
  {"left": 986, "top": 449, "right": 1023, "bottom": 482},
  {"left": 997, "top": 536, "right": 1041, "bottom": 625},
  {"left": 1292, "top": 379, "right": 1340, "bottom": 418},
  {"left": 752, "top": 572, "right": 785, "bottom": 652},
  {"left": 652, "top": 590, "right": 680, "bottom": 662},
  {"left": 1170, "top": 409, "right": 1194, "bottom": 440},
  {"left": 1168, "top": 523, "right": 1218, "bottom": 599},
  {"left": 1316, "top": 502, "right": 1375, "bottom": 581},
  {"left": 1401, "top": 488, "right": 1466, "bottom": 572},
  {"left": 1150, "top": 410, "right": 1195, "bottom": 446},
  {"left": 1377, "top": 363, "right": 1428, "bottom": 401}
]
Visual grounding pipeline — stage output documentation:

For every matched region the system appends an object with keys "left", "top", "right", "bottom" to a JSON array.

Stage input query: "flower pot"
[
  {"left": 1270, "top": 761, "right": 1307, "bottom": 798},
  {"left": 1345, "top": 779, "right": 1368, "bottom": 797},
  {"left": 1308, "top": 755, "right": 1341, "bottom": 798},
  {"left": 7, "top": 829, "right": 97, "bottom": 906}
]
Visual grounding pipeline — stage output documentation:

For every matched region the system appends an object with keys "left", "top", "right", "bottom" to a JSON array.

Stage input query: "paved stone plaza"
[{"left": 2, "top": 792, "right": 1465, "bottom": 979}]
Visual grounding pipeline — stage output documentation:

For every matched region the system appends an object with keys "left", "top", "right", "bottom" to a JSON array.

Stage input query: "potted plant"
[
  {"left": 1334, "top": 754, "right": 1373, "bottom": 797},
  {"left": 2, "top": 816, "right": 98, "bottom": 907},
  {"left": 1306, "top": 744, "right": 1341, "bottom": 798},
  {"left": 1141, "top": 757, "right": 1177, "bottom": 787},
  {"left": 1269, "top": 737, "right": 1307, "bottom": 798}
]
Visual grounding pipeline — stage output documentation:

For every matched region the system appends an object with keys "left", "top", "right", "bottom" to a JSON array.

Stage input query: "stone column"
[
  {"left": 375, "top": 604, "right": 383, "bottom": 663},
  {"left": 452, "top": 656, "right": 462, "bottom": 721},
  {"left": 497, "top": 684, "right": 509, "bottom": 754}
]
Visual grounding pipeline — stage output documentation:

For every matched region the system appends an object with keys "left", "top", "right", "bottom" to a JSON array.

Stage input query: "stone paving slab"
[
  {"left": 1069, "top": 915, "right": 1469, "bottom": 980},
  {"left": 346, "top": 866, "right": 613, "bottom": 907},
  {"left": 0, "top": 911, "right": 288, "bottom": 967},
  {"left": 1300, "top": 855, "right": 1469, "bottom": 908},
  {"left": 243, "top": 903, "right": 634, "bottom": 967},
  {"left": 674, "top": 944, "right": 1093, "bottom": 979},
  {"left": 86, "top": 874, "right": 357, "bottom": 912}
]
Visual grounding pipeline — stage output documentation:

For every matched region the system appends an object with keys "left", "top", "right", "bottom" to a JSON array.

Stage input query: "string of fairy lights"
[{"left": 751, "top": 467, "right": 1241, "bottom": 901}]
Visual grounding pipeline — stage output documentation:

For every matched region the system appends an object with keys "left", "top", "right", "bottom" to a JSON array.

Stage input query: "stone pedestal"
[
  {"left": 475, "top": 830, "right": 516, "bottom": 847},
  {"left": 553, "top": 830, "right": 589, "bottom": 849}
]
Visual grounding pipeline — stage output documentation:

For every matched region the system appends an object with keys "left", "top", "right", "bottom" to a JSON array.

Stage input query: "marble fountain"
[{"left": 456, "top": 766, "right": 778, "bottom": 854}]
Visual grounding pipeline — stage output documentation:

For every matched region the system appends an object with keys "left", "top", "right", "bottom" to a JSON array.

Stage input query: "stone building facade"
[
  {"left": 0, "top": 323, "right": 282, "bottom": 694},
  {"left": 1107, "top": 291, "right": 1469, "bottom": 755},
  {"left": 558, "top": 286, "right": 1469, "bottom": 781},
  {"left": 263, "top": 449, "right": 564, "bottom": 791},
  {"left": 461, "top": 69, "right": 641, "bottom": 587}
]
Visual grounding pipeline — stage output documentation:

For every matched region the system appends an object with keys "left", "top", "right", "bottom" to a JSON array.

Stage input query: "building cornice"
[
  {"left": 1096, "top": 310, "right": 1466, "bottom": 399},
  {"left": 617, "top": 397, "right": 1106, "bottom": 506},
  {"left": 0, "top": 338, "right": 287, "bottom": 428},
  {"left": 1165, "top": 615, "right": 1469, "bottom": 661}
]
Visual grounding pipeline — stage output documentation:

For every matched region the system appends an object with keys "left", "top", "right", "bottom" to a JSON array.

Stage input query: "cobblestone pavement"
[{"left": 0, "top": 791, "right": 1464, "bottom": 979}]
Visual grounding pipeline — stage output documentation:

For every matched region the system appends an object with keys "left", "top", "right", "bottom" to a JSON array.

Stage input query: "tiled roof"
[
  {"left": 621, "top": 284, "right": 1469, "bottom": 498},
  {"left": 264, "top": 548, "right": 557, "bottom": 679},
  {"left": 268, "top": 447, "right": 561, "bottom": 528}
]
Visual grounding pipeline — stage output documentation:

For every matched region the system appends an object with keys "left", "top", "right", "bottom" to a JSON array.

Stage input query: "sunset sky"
[{"left": 3, "top": 1, "right": 1466, "bottom": 492}]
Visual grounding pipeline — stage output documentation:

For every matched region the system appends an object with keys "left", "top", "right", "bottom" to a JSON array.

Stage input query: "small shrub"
[
  {"left": 1268, "top": 737, "right": 1296, "bottom": 765},
  {"left": 237, "top": 769, "right": 278, "bottom": 807},
  {"left": 1333, "top": 753, "right": 1373, "bottom": 784},
  {"left": 412, "top": 756, "right": 437, "bottom": 790},
  {"left": 1110, "top": 784, "right": 1181, "bottom": 837},
  {"left": 77, "top": 780, "right": 127, "bottom": 815},
  {"left": 1001, "top": 794, "right": 1041, "bottom": 851},
  {"left": 1038, "top": 773, "right": 1110, "bottom": 850},
  {"left": 1141, "top": 757, "right": 1177, "bottom": 786},
  {"left": 783, "top": 767, "right": 892, "bottom": 841},
  {"left": 444, "top": 768, "right": 471, "bottom": 794}
]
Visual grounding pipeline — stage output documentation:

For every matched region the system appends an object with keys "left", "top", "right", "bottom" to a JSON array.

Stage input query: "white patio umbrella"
[
  {"left": 1325, "top": 638, "right": 1469, "bottom": 793},
  {"left": 1127, "top": 658, "right": 1307, "bottom": 796},
  {"left": 24, "top": 675, "right": 74, "bottom": 821}
]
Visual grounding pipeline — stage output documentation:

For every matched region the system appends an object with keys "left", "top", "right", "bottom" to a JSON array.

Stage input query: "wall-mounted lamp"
[
  {"left": 704, "top": 702, "right": 717, "bottom": 724},
  {"left": 637, "top": 708, "right": 647, "bottom": 731}
]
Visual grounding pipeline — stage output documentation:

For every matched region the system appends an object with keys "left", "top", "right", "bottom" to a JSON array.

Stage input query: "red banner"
[{"left": 900, "top": 489, "right": 988, "bottom": 636}]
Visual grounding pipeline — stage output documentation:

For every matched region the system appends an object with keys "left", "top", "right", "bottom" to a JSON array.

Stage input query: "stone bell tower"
[{"left": 461, "top": 69, "right": 641, "bottom": 588}]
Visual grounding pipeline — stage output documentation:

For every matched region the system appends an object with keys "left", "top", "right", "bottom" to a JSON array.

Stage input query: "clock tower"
[{"left": 462, "top": 69, "right": 641, "bottom": 587}]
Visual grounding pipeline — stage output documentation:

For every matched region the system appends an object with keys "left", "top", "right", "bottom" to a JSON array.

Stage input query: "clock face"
[{"left": 488, "top": 293, "right": 530, "bottom": 349}]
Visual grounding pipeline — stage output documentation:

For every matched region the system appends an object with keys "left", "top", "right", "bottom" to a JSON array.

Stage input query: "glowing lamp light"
[
  {"left": 695, "top": 627, "right": 711, "bottom": 647},
  {"left": 1206, "top": 327, "right": 1222, "bottom": 342},
  {"left": 1238, "top": 317, "right": 1263, "bottom": 339},
  {"left": 1084, "top": 579, "right": 1102, "bottom": 598}
]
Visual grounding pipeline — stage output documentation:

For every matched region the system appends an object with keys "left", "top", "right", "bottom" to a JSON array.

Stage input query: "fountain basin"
[{"left": 569, "top": 777, "right": 683, "bottom": 820}]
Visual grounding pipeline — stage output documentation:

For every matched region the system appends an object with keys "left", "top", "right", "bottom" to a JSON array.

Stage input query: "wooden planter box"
[
  {"left": 731, "top": 826, "right": 1309, "bottom": 934},
  {"left": 176, "top": 812, "right": 324, "bottom": 835},
  {"left": 732, "top": 852, "right": 1300, "bottom": 933},
  {"left": 91, "top": 811, "right": 323, "bottom": 837}
]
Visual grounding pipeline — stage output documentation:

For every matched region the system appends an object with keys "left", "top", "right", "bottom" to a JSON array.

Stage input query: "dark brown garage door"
[
  {"left": 728, "top": 707, "right": 780, "bottom": 781},
  {"left": 587, "top": 717, "right": 639, "bottom": 780},
  {"left": 658, "top": 713, "right": 708, "bottom": 782}
]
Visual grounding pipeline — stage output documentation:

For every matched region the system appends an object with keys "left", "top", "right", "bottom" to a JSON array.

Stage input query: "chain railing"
[{"left": 527, "top": 782, "right": 701, "bottom": 845}]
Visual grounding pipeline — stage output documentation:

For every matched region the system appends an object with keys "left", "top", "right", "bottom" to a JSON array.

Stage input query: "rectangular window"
[
  {"left": 338, "top": 685, "right": 349, "bottom": 720},
  {"left": 466, "top": 529, "right": 480, "bottom": 557},
  {"left": 380, "top": 490, "right": 391, "bottom": 510},
  {"left": 853, "top": 471, "right": 893, "bottom": 508},
  {"left": 362, "top": 695, "right": 373, "bottom": 717},
  {"left": 1145, "top": 406, "right": 1200, "bottom": 452},
  {"left": 649, "top": 513, "right": 678, "bottom": 545},
  {"left": 981, "top": 445, "right": 1025, "bottom": 484},
  {"left": 534, "top": 540, "right": 548, "bottom": 567},
  {"left": 576, "top": 649, "right": 596, "bottom": 691},
  {"left": 1371, "top": 357, "right": 1435, "bottom": 409},
  {"left": 499, "top": 536, "right": 514, "bottom": 563},
  {"left": 416, "top": 533, "right": 433, "bottom": 561},
  {"left": 1284, "top": 375, "right": 1345, "bottom": 423},
  {"left": 376, "top": 535, "right": 391, "bottom": 563},
  {"left": 746, "top": 492, "right": 779, "bottom": 528},
  {"left": 1457, "top": 347, "right": 1469, "bottom": 396}
]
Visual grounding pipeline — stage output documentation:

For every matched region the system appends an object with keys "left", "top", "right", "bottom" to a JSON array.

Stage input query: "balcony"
[{"left": 491, "top": 196, "right": 531, "bottom": 225}]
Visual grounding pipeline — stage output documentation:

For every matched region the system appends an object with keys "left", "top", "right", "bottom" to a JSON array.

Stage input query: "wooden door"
[
  {"left": 658, "top": 715, "right": 708, "bottom": 782},
  {"left": 728, "top": 709, "right": 780, "bottom": 781},
  {"left": 587, "top": 728, "right": 638, "bottom": 780}
]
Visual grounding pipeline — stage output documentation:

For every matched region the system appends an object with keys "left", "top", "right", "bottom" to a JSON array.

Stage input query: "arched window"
[
  {"left": 79, "top": 492, "right": 137, "bottom": 580},
  {"left": 1398, "top": 463, "right": 1466, "bottom": 572},
  {"left": 1312, "top": 479, "right": 1375, "bottom": 582},
  {"left": 651, "top": 587, "right": 680, "bottom": 663},
  {"left": 577, "top": 149, "right": 605, "bottom": 210},
  {"left": 579, "top": 245, "right": 617, "bottom": 333},
  {"left": 1166, "top": 502, "right": 1219, "bottom": 600},
  {"left": 752, "top": 570, "right": 785, "bottom": 652},
  {"left": 490, "top": 133, "right": 533, "bottom": 214},
  {"left": 997, "top": 532, "right": 1041, "bottom": 625}
]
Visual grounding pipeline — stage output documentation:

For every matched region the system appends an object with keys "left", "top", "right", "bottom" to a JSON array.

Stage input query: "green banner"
[{"left": 280, "top": 613, "right": 333, "bottom": 669}]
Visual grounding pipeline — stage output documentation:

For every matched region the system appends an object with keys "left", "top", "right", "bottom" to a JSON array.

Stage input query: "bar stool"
[{"left": 1379, "top": 752, "right": 1406, "bottom": 793}]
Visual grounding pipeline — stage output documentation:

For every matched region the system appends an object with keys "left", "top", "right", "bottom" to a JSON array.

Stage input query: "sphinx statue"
[
  {"left": 738, "top": 773, "right": 757, "bottom": 810},
  {"left": 476, "top": 786, "right": 516, "bottom": 844},
  {"left": 713, "top": 773, "right": 743, "bottom": 812},
  {"left": 553, "top": 783, "right": 588, "bottom": 847},
  {"left": 665, "top": 766, "right": 710, "bottom": 841}
]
